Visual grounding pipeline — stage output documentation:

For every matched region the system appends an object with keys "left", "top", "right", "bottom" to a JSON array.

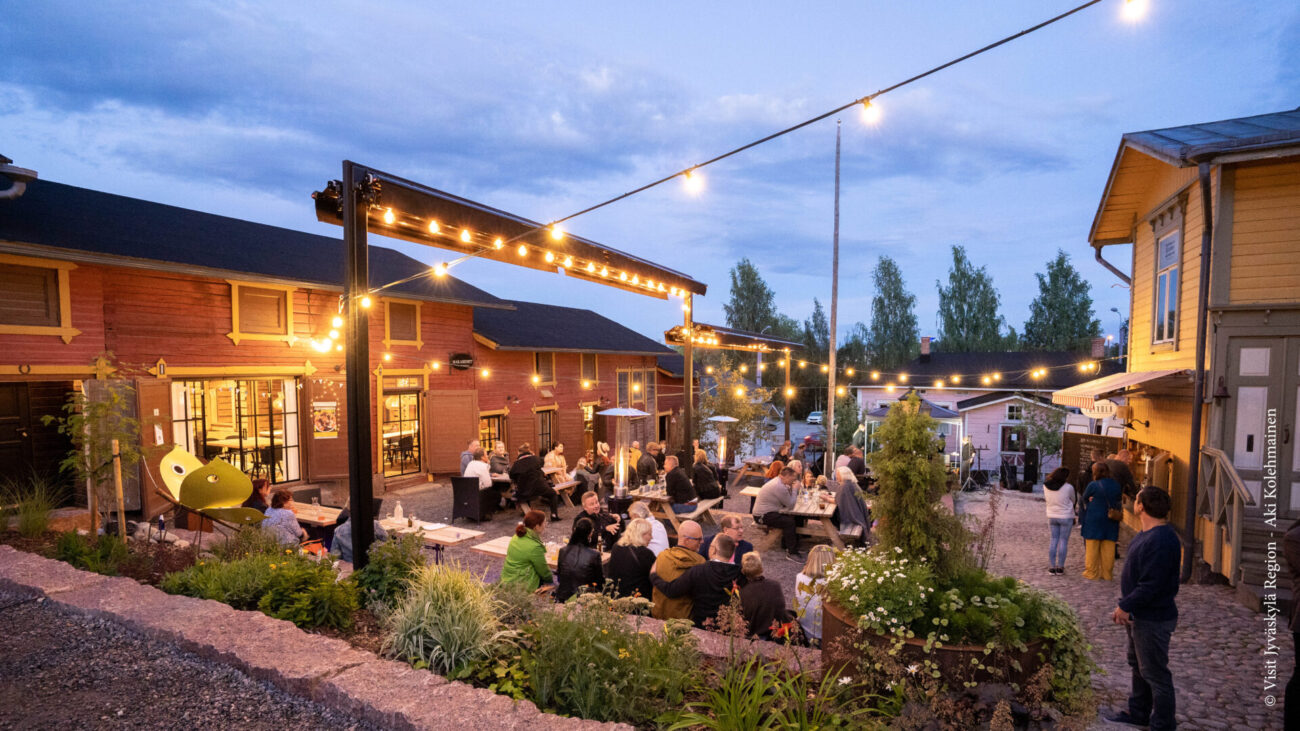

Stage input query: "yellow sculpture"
[{"left": 159, "top": 447, "right": 266, "bottom": 526}]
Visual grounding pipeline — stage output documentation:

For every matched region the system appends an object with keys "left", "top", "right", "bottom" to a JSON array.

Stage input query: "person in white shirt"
[
  {"left": 463, "top": 447, "right": 493, "bottom": 488},
  {"left": 1042, "top": 467, "right": 1077, "bottom": 575},
  {"left": 628, "top": 501, "right": 669, "bottom": 556}
]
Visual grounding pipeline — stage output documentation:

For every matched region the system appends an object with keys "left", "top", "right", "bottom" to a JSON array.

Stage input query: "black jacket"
[
  {"left": 651, "top": 559, "right": 746, "bottom": 628},
  {"left": 693, "top": 462, "right": 722, "bottom": 499},
  {"left": 847, "top": 456, "right": 866, "bottom": 476},
  {"left": 666, "top": 467, "right": 696, "bottom": 505},
  {"left": 607, "top": 544, "right": 655, "bottom": 599},
  {"left": 574, "top": 509, "right": 621, "bottom": 551},
  {"left": 739, "top": 576, "right": 793, "bottom": 641},
  {"left": 636, "top": 453, "right": 659, "bottom": 486},
  {"left": 509, "top": 453, "right": 551, "bottom": 502},
  {"left": 555, "top": 543, "right": 603, "bottom": 603}
]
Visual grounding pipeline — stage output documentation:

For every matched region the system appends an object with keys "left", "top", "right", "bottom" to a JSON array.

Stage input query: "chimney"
[
  {"left": 919, "top": 336, "right": 931, "bottom": 363},
  {"left": 1090, "top": 337, "right": 1105, "bottom": 358}
]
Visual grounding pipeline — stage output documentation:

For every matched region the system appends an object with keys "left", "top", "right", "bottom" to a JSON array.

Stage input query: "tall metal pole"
[
  {"left": 343, "top": 161, "right": 376, "bottom": 569},
  {"left": 826, "top": 122, "right": 841, "bottom": 476},
  {"left": 783, "top": 350, "right": 791, "bottom": 443},
  {"left": 681, "top": 293, "right": 694, "bottom": 459}
]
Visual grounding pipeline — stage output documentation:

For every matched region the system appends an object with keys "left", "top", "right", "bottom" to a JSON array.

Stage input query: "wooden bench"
[
  {"left": 654, "top": 496, "right": 724, "bottom": 536},
  {"left": 553, "top": 479, "right": 581, "bottom": 507}
]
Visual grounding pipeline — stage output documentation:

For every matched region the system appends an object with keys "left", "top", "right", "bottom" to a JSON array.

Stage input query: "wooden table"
[
  {"left": 471, "top": 534, "right": 608, "bottom": 570},
  {"left": 627, "top": 487, "right": 721, "bottom": 535},
  {"left": 378, "top": 518, "right": 484, "bottom": 563},
  {"left": 294, "top": 504, "right": 343, "bottom": 527},
  {"left": 739, "top": 485, "right": 762, "bottom": 512},
  {"left": 782, "top": 493, "right": 845, "bottom": 550},
  {"left": 727, "top": 457, "right": 771, "bottom": 493}
]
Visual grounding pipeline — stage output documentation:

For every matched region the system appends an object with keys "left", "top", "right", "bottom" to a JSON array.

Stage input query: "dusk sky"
[{"left": 4, "top": 1, "right": 1298, "bottom": 349}]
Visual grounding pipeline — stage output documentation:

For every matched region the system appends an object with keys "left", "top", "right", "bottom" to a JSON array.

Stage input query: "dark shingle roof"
[
  {"left": 1122, "top": 108, "right": 1300, "bottom": 166},
  {"left": 657, "top": 354, "right": 685, "bottom": 378},
  {"left": 955, "top": 391, "right": 1057, "bottom": 411},
  {"left": 0, "top": 180, "right": 509, "bottom": 309},
  {"left": 851, "top": 351, "right": 1120, "bottom": 391},
  {"left": 474, "top": 300, "right": 674, "bottom": 356}
]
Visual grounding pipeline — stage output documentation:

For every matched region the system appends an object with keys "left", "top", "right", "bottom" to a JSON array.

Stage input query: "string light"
[
  {"left": 860, "top": 99, "right": 882, "bottom": 125},
  {"left": 433, "top": 262, "right": 448, "bottom": 277},
  {"left": 431, "top": 361, "right": 441, "bottom": 370},
  {"left": 601, "top": 267, "right": 609, "bottom": 278},
  {"left": 820, "top": 364, "right": 829, "bottom": 373},
  {"left": 758, "top": 364, "right": 766, "bottom": 372},
  {"left": 870, "top": 371, "right": 880, "bottom": 380},
  {"left": 383, "top": 353, "right": 392, "bottom": 362},
  {"left": 544, "top": 251, "right": 555, "bottom": 264},
  {"left": 734, "top": 387, "right": 746, "bottom": 397},
  {"left": 328, "top": 329, "right": 340, "bottom": 339},
  {"left": 564, "top": 256, "right": 573, "bottom": 268},
  {"left": 586, "top": 262, "right": 596, "bottom": 273},
  {"left": 428, "top": 220, "right": 440, "bottom": 234},
  {"left": 360, "top": 296, "right": 372, "bottom": 309},
  {"left": 681, "top": 303, "right": 690, "bottom": 312},
  {"left": 458, "top": 228, "right": 471, "bottom": 243},
  {"left": 846, "top": 368, "right": 854, "bottom": 377},
  {"left": 517, "top": 244, "right": 527, "bottom": 257},
  {"left": 836, "top": 386, "right": 846, "bottom": 396},
  {"left": 480, "top": 368, "right": 490, "bottom": 378},
  {"left": 899, "top": 373, "right": 908, "bottom": 383},
  {"left": 1122, "top": 0, "right": 1148, "bottom": 22},
  {"left": 582, "top": 380, "right": 591, "bottom": 389},
  {"left": 934, "top": 379, "right": 944, "bottom": 389},
  {"left": 494, "top": 237, "right": 504, "bottom": 249},
  {"left": 993, "top": 373, "right": 1002, "bottom": 381},
  {"left": 785, "top": 387, "right": 795, "bottom": 398},
  {"left": 886, "top": 384, "right": 896, "bottom": 393},
  {"left": 531, "top": 374, "right": 541, "bottom": 384},
  {"left": 336, "top": 343, "right": 343, "bottom": 352},
  {"left": 982, "top": 376, "right": 992, "bottom": 385},
  {"left": 331, "top": 315, "right": 343, "bottom": 328},
  {"left": 682, "top": 168, "right": 704, "bottom": 194},
  {"left": 383, "top": 208, "right": 395, "bottom": 225},
  {"left": 739, "top": 364, "right": 748, "bottom": 373},
  {"left": 799, "top": 361, "right": 807, "bottom": 369},
  {"left": 951, "top": 375, "right": 961, "bottom": 384},
  {"left": 550, "top": 225, "right": 564, "bottom": 241},
  {"left": 632, "top": 383, "right": 641, "bottom": 393},
  {"left": 619, "top": 272, "right": 628, "bottom": 281}
]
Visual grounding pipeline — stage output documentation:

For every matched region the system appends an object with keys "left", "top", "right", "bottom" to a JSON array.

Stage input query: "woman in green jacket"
[{"left": 500, "top": 510, "right": 552, "bottom": 591}]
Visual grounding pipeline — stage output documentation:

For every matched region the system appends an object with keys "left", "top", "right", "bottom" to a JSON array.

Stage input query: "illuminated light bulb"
[
  {"left": 982, "top": 376, "right": 992, "bottom": 385},
  {"left": 657, "top": 283, "right": 666, "bottom": 292},
  {"left": 459, "top": 228, "right": 471, "bottom": 243},
  {"left": 681, "top": 303, "right": 690, "bottom": 312},
  {"left": 951, "top": 375, "right": 961, "bottom": 384},
  {"left": 550, "top": 225, "right": 564, "bottom": 241},
  {"left": 432, "top": 361, "right": 441, "bottom": 370},
  {"left": 682, "top": 168, "right": 704, "bottom": 194},
  {"left": 1122, "top": 0, "right": 1148, "bottom": 22},
  {"left": 734, "top": 387, "right": 746, "bottom": 397},
  {"left": 544, "top": 251, "right": 555, "bottom": 264},
  {"left": 777, "top": 360, "right": 785, "bottom": 368},
  {"left": 993, "top": 373, "right": 1001, "bottom": 381},
  {"left": 1106, "top": 334, "right": 1115, "bottom": 341},
  {"left": 739, "top": 364, "right": 748, "bottom": 373},
  {"left": 581, "top": 380, "right": 591, "bottom": 389},
  {"left": 758, "top": 364, "right": 766, "bottom": 371},
  {"left": 619, "top": 272, "right": 628, "bottom": 282},
  {"left": 860, "top": 99, "right": 882, "bottom": 125},
  {"left": 428, "top": 220, "right": 440, "bottom": 234},
  {"left": 331, "top": 315, "right": 344, "bottom": 328},
  {"left": 383, "top": 353, "right": 392, "bottom": 362},
  {"left": 531, "top": 374, "right": 541, "bottom": 385},
  {"left": 837, "top": 386, "right": 846, "bottom": 396},
  {"left": 631, "top": 275, "right": 640, "bottom": 285},
  {"left": 669, "top": 287, "right": 678, "bottom": 296},
  {"left": 360, "top": 295, "right": 372, "bottom": 309},
  {"left": 785, "top": 387, "right": 794, "bottom": 398},
  {"left": 563, "top": 256, "right": 573, "bottom": 268},
  {"left": 705, "top": 366, "right": 714, "bottom": 374},
  {"left": 799, "top": 361, "right": 807, "bottom": 369},
  {"left": 312, "top": 340, "right": 330, "bottom": 353},
  {"left": 870, "top": 371, "right": 880, "bottom": 381},
  {"left": 586, "top": 262, "right": 595, "bottom": 273},
  {"left": 383, "top": 208, "right": 395, "bottom": 225},
  {"left": 433, "top": 262, "right": 447, "bottom": 277},
  {"left": 821, "top": 364, "right": 829, "bottom": 373},
  {"left": 336, "top": 343, "right": 343, "bottom": 352},
  {"left": 846, "top": 368, "right": 855, "bottom": 377},
  {"left": 517, "top": 244, "right": 527, "bottom": 257},
  {"left": 886, "top": 384, "right": 896, "bottom": 393},
  {"left": 934, "top": 380, "right": 944, "bottom": 389},
  {"left": 645, "top": 279, "right": 654, "bottom": 289},
  {"left": 494, "top": 237, "right": 504, "bottom": 249},
  {"left": 632, "top": 383, "right": 641, "bottom": 393},
  {"left": 480, "top": 368, "right": 490, "bottom": 378},
  {"left": 899, "top": 373, "right": 908, "bottom": 383},
  {"left": 328, "top": 329, "right": 340, "bottom": 340},
  {"left": 601, "top": 267, "right": 609, "bottom": 278},
  {"left": 1078, "top": 363, "right": 1088, "bottom": 372}
]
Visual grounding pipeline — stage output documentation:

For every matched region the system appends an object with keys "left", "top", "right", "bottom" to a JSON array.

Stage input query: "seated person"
[
  {"left": 509, "top": 443, "right": 560, "bottom": 521},
  {"left": 262, "top": 489, "right": 306, "bottom": 546},
  {"left": 634, "top": 441, "right": 661, "bottom": 487},
  {"left": 692, "top": 448, "right": 722, "bottom": 499},
  {"left": 752, "top": 467, "right": 802, "bottom": 559},
  {"left": 650, "top": 533, "right": 746, "bottom": 628},
  {"left": 607, "top": 518, "right": 656, "bottom": 599},
  {"left": 573, "top": 490, "right": 622, "bottom": 551},
  {"left": 489, "top": 441, "right": 511, "bottom": 475},
  {"left": 555, "top": 517, "right": 604, "bottom": 603},
  {"left": 330, "top": 514, "right": 389, "bottom": 563},
  {"left": 543, "top": 442, "right": 568, "bottom": 476},
  {"left": 794, "top": 545, "right": 836, "bottom": 642},
  {"left": 459, "top": 439, "right": 481, "bottom": 476},
  {"left": 628, "top": 501, "right": 669, "bottom": 556},
  {"left": 500, "top": 510, "right": 553, "bottom": 592},
  {"left": 847, "top": 447, "right": 867, "bottom": 477},
  {"left": 764, "top": 459, "right": 786, "bottom": 481},
  {"left": 242, "top": 478, "right": 271, "bottom": 514},
  {"left": 832, "top": 466, "right": 871, "bottom": 534},
  {"left": 463, "top": 447, "right": 494, "bottom": 487},
  {"left": 738, "top": 551, "right": 794, "bottom": 641},
  {"left": 664, "top": 455, "right": 698, "bottom": 513},
  {"left": 699, "top": 515, "right": 754, "bottom": 566}
]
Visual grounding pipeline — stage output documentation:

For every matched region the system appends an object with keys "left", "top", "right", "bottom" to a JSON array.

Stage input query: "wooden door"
[
  {"left": 1223, "top": 337, "right": 1299, "bottom": 513},
  {"left": 134, "top": 378, "right": 173, "bottom": 517},
  {"left": 305, "top": 376, "right": 348, "bottom": 482},
  {"left": 424, "top": 390, "right": 478, "bottom": 474},
  {"left": 0, "top": 383, "right": 33, "bottom": 477}
]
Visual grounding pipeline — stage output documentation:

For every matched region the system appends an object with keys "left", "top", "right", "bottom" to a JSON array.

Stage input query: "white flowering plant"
[{"left": 823, "top": 546, "right": 934, "bottom": 639}]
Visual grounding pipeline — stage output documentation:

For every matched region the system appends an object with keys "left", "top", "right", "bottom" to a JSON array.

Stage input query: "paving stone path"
[{"left": 961, "top": 489, "right": 1291, "bottom": 731}]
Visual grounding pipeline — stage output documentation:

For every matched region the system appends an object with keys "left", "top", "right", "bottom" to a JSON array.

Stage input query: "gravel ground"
[{"left": 0, "top": 590, "right": 378, "bottom": 731}]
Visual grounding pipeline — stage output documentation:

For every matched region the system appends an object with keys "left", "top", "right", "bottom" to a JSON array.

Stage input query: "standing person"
[
  {"left": 650, "top": 520, "right": 706, "bottom": 620},
  {"left": 692, "top": 448, "right": 722, "bottom": 499},
  {"left": 1043, "top": 467, "right": 1076, "bottom": 575},
  {"left": 509, "top": 443, "right": 560, "bottom": 521},
  {"left": 608, "top": 518, "right": 656, "bottom": 598},
  {"left": 1107, "top": 487, "right": 1180, "bottom": 730},
  {"left": 1080, "top": 461, "right": 1122, "bottom": 581},
  {"left": 1108, "top": 449, "right": 1139, "bottom": 499},
  {"left": 637, "top": 442, "right": 661, "bottom": 486},
  {"left": 653, "top": 442, "right": 667, "bottom": 471},
  {"left": 650, "top": 533, "right": 746, "bottom": 628},
  {"left": 499, "top": 510, "right": 552, "bottom": 592},
  {"left": 699, "top": 515, "right": 754, "bottom": 566},
  {"left": 773, "top": 440, "right": 793, "bottom": 462},
  {"left": 664, "top": 455, "right": 698, "bottom": 513},
  {"left": 459, "top": 439, "right": 481, "bottom": 475},
  {"left": 628, "top": 502, "right": 668, "bottom": 556},
  {"left": 738, "top": 552, "right": 793, "bottom": 641},
  {"left": 555, "top": 517, "right": 604, "bottom": 603},
  {"left": 1283, "top": 518, "right": 1300, "bottom": 729},
  {"left": 794, "top": 545, "right": 836, "bottom": 642},
  {"left": 262, "top": 489, "right": 306, "bottom": 546},
  {"left": 753, "top": 467, "right": 802, "bottom": 560}
]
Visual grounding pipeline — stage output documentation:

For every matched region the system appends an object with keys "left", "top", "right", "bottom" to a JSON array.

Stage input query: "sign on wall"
[
  {"left": 1061, "top": 431, "right": 1121, "bottom": 485},
  {"left": 449, "top": 352, "right": 474, "bottom": 370},
  {"left": 312, "top": 401, "right": 339, "bottom": 439}
]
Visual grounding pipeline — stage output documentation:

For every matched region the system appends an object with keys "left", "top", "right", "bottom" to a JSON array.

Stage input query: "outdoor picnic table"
[
  {"left": 294, "top": 504, "right": 343, "bottom": 527},
  {"left": 782, "top": 492, "right": 847, "bottom": 550},
  {"left": 470, "top": 534, "right": 608, "bottom": 570},
  {"left": 627, "top": 486, "right": 722, "bottom": 535},
  {"left": 727, "top": 457, "right": 771, "bottom": 493},
  {"left": 378, "top": 518, "right": 484, "bottom": 563},
  {"left": 739, "top": 485, "right": 762, "bottom": 512}
]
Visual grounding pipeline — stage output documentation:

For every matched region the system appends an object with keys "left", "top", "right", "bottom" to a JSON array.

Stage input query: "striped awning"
[{"left": 1051, "top": 369, "right": 1190, "bottom": 409}]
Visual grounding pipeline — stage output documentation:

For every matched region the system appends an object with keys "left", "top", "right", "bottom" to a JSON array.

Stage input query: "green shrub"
[
  {"left": 55, "top": 531, "right": 129, "bottom": 576},
  {"left": 824, "top": 547, "right": 934, "bottom": 640},
  {"left": 666, "top": 655, "right": 778, "bottom": 731},
  {"left": 384, "top": 563, "right": 513, "bottom": 676},
  {"left": 352, "top": 532, "right": 425, "bottom": 610},
  {"left": 490, "top": 578, "right": 540, "bottom": 626},
  {"left": 258, "top": 557, "right": 357, "bottom": 630},
  {"left": 2, "top": 472, "right": 64, "bottom": 538},
  {"left": 213, "top": 527, "right": 288, "bottom": 561},
  {"left": 522, "top": 600, "right": 699, "bottom": 725},
  {"left": 161, "top": 554, "right": 281, "bottom": 610}
]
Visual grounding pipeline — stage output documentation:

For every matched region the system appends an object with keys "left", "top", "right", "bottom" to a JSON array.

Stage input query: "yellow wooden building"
[{"left": 1054, "top": 108, "right": 1300, "bottom": 607}]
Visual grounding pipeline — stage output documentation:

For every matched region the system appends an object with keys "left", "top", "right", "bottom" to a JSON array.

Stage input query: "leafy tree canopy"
[
  {"left": 867, "top": 256, "right": 919, "bottom": 369},
  {"left": 1022, "top": 250, "right": 1101, "bottom": 352},
  {"left": 935, "top": 245, "right": 1006, "bottom": 352}
]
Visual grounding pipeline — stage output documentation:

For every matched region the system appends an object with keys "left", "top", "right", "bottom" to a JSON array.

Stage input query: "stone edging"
[{"left": 0, "top": 545, "right": 625, "bottom": 731}]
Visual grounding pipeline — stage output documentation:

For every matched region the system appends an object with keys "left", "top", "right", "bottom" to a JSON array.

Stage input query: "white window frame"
[
  {"left": 1006, "top": 403, "right": 1024, "bottom": 421},
  {"left": 1152, "top": 231, "right": 1180, "bottom": 345}
]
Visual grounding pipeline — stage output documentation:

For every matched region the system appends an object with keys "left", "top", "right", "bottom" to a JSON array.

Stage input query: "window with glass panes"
[
  {"left": 479, "top": 414, "right": 507, "bottom": 450},
  {"left": 170, "top": 378, "right": 300, "bottom": 483},
  {"left": 1153, "top": 231, "right": 1180, "bottom": 344},
  {"left": 536, "top": 409, "right": 555, "bottom": 451}
]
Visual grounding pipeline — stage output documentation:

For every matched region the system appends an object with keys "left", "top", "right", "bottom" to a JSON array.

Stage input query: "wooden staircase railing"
[{"left": 1195, "top": 446, "right": 1256, "bottom": 584}]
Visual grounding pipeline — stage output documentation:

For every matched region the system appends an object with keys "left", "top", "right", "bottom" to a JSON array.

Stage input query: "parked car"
[{"left": 806, "top": 411, "right": 823, "bottom": 425}]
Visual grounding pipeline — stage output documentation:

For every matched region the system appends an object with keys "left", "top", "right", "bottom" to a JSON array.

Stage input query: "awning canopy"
[{"left": 1051, "top": 369, "right": 1192, "bottom": 410}]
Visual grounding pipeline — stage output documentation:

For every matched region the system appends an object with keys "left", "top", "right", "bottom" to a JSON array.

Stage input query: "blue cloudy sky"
[{"left": 4, "top": 1, "right": 1298, "bottom": 347}]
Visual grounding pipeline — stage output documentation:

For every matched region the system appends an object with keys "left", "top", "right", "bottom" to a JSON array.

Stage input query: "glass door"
[{"left": 382, "top": 391, "right": 421, "bottom": 476}]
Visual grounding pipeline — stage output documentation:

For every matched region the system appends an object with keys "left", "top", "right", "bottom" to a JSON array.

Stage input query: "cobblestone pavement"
[{"left": 961, "top": 489, "right": 1291, "bottom": 731}]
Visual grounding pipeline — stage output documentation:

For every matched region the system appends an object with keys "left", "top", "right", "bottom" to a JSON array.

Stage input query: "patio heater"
[
  {"left": 707, "top": 415, "right": 738, "bottom": 476},
  {"left": 598, "top": 406, "right": 650, "bottom": 497}
]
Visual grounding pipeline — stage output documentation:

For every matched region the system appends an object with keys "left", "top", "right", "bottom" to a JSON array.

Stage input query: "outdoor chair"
[{"left": 451, "top": 476, "right": 497, "bottom": 523}]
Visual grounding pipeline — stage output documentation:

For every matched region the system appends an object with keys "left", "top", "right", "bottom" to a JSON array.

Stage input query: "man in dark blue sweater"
[{"left": 1107, "top": 486, "right": 1180, "bottom": 730}]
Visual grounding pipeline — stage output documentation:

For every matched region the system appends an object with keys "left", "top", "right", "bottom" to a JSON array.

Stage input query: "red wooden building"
[{"left": 0, "top": 179, "right": 673, "bottom": 515}]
